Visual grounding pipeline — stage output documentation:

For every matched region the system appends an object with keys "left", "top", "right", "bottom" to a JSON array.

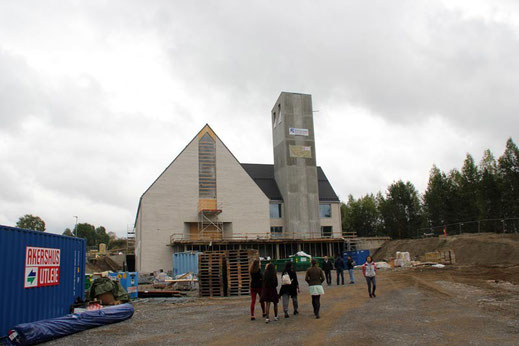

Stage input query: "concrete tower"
[{"left": 271, "top": 92, "right": 320, "bottom": 238}]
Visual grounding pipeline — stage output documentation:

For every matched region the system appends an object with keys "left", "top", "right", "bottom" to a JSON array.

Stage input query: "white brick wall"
[{"left": 136, "top": 128, "right": 271, "bottom": 273}]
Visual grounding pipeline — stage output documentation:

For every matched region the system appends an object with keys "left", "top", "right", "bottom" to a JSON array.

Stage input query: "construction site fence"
[{"left": 416, "top": 217, "right": 519, "bottom": 238}]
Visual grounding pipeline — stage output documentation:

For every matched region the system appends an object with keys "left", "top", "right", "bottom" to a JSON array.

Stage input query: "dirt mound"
[
  {"left": 86, "top": 255, "right": 122, "bottom": 273},
  {"left": 372, "top": 233, "right": 519, "bottom": 265}
]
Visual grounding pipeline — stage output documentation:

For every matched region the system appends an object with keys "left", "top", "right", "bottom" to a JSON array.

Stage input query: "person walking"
[
  {"left": 260, "top": 263, "right": 279, "bottom": 323},
  {"left": 322, "top": 256, "right": 333, "bottom": 286},
  {"left": 305, "top": 258, "right": 325, "bottom": 319},
  {"left": 279, "top": 261, "right": 299, "bottom": 318},
  {"left": 346, "top": 256, "right": 355, "bottom": 284},
  {"left": 249, "top": 259, "right": 266, "bottom": 320},
  {"left": 334, "top": 254, "right": 345, "bottom": 285},
  {"left": 362, "top": 256, "right": 377, "bottom": 298}
]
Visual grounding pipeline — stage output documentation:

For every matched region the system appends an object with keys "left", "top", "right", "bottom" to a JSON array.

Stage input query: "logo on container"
[{"left": 24, "top": 246, "right": 61, "bottom": 288}]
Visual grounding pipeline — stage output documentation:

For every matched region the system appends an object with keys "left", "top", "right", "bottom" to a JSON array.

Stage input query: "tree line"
[
  {"left": 12, "top": 214, "right": 125, "bottom": 250},
  {"left": 63, "top": 224, "right": 127, "bottom": 249},
  {"left": 341, "top": 138, "right": 519, "bottom": 239}
]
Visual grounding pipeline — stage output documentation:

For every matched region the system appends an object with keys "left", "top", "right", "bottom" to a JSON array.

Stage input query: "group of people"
[
  {"left": 321, "top": 255, "right": 356, "bottom": 285},
  {"left": 249, "top": 255, "right": 378, "bottom": 323}
]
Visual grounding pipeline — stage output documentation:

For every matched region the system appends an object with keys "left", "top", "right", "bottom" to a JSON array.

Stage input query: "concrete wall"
[{"left": 272, "top": 92, "right": 320, "bottom": 238}]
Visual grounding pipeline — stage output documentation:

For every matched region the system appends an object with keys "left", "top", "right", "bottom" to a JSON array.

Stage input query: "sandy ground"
[{"left": 47, "top": 266, "right": 519, "bottom": 346}]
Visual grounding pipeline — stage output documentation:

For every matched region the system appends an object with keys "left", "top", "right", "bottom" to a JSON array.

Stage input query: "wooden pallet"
[
  {"left": 198, "top": 252, "right": 225, "bottom": 297},
  {"left": 198, "top": 249, "right": 258, "bottom": 297},
  {"left": 226, "top": 250, "right": 257, "bottom": 296}
]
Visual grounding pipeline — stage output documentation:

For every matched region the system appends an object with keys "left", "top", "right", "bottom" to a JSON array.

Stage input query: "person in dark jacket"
[
  {"left": 260, "top": 263, "right": 279, "bottom": 323},
  {"left": 322, "top": 256, "right": 333, "bottom": 285},
  {"left": 279, "top": 261, "right": 299, "bottom": 318},
  {"left": 346, "top": 256, "right": 355, "bottom": 284},
  {"left": 305, "top": 258, "right": 325, "bottom": 318},
  {"left": 334, "top": 254, "right": 345, "bottom": 285},
  {"left": 249, "top": 259, "right": 266, "bottom": 320}
]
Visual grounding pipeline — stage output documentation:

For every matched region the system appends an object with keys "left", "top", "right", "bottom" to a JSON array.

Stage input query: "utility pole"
[{"left": 73, "top": 216, "right": 78, "bottom": 236}]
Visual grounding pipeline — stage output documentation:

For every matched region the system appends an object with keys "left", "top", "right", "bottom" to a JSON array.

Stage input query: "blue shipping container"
[
  {"left": 344, "top": 250, "right": 370, "bottom": 266},
  {"left": 172, "top": 251, "right": 200, "bottom": 277},
  {"left": 108, "top": 272, "right": 139, "bottom": 299},
  {"left": 0, "top": 225, "right": 86, "bottom": 338}
]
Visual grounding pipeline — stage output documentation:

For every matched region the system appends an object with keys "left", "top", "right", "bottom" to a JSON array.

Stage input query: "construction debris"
[{"left": 166, "top": 272, "right": 198, "bottom": 291}]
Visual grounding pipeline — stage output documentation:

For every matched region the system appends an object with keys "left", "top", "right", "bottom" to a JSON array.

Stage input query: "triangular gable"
[{"left": 133, "top": 123, "right": 265, "bottom": 227}]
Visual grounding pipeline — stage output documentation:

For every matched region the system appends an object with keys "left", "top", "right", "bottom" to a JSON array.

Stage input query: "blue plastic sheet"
[{"left": 8, "top": 303, "right": 134, "bottom": 345}]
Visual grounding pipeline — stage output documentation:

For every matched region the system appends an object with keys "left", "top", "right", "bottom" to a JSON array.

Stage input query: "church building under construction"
[{"left": 134, "top": 92, "right": 349, "bottom": 273}]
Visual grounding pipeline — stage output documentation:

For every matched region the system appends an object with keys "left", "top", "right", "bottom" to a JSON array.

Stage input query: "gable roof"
[
  {"left": 134, "top": 124, "right": 266, "bottom": 228},
  {"left": 241, "top": 163, "right": 340, "bottom": 202}
]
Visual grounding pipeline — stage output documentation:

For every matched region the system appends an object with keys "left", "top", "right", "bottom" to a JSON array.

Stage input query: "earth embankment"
[{"left": 372, "top": 233, "right": 519, "bottom": 265}]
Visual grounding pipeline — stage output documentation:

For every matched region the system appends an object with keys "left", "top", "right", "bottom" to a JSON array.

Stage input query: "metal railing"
[{"left": 170, "top": 231, "right": 357, "bottom": 243}]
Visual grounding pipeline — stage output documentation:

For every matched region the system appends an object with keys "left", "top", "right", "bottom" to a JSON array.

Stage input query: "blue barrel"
[
  {"left": 344, "top": 250, "right": 370, "bottom": 266},
  {"left": 0, "top": 225, "right": 86, "bottom": 338},
  {"left": 173, "top": 251, "right": 200, "bottom": 277}
]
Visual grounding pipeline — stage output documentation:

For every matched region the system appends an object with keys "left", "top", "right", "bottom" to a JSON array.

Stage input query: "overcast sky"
[{"left": 1, "top": 0, "right": 518, "bottom": 236}]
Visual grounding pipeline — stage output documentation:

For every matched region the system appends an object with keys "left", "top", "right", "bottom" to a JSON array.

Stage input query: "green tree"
[
  {"left": 76, "top": 223, "right": 97, "bottom": 247},
  {"left": 478, "top": 149, "right": 502, "bottom": 231},
  {"left": 458, "top": 154, "right": 480, "bottom": 232},
  {"left": 63, "top": 228, "right": 74, "bottom": 236},
  {"left": 16, "top": 214, "right": 46, "bottom": 232},
  {"left": 341, "top": 194, "right": 382, "bottom": 237},
  {"left": 423, "top": 165, "right": 449, "bottom": 229},
  {"left": 108, "top": 237, "right": 128, "bottom": 250},
  {"left": 379, "top": 181, "right": 423, "bottom": 239},
  {"left": 95, "top": 226, "right": 110, "bottom": 245},
  {"left": 74, "top": 223, "right": 112, "bottom": 247},
  {"left": 498, "top": 138, "right": 519, "bottom": 227}
]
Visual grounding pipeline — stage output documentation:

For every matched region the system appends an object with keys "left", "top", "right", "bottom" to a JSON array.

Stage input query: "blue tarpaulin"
[{"left": 8, "top": 304, "right": 134, "bottom": 345}]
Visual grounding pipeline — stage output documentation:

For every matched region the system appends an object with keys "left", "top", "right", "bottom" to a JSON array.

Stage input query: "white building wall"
[
  {"left": 216, "top": 138, "right": 271, "bottom": 238},
  {"left": 320, "top": 202, "right": 342, "bottom": 238},
  {"left": 136, "top": 139, "right": 199, "bottom": 273},
  {"left": 136, "top": 129, "right": 271, "bottom": 273}
]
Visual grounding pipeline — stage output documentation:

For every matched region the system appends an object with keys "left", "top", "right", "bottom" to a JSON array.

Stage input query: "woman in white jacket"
[{"left": 362, "top": 256, "right": 377, "bottom": 298}]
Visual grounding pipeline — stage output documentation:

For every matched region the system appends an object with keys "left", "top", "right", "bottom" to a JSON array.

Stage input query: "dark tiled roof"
[{"left": 241, "top": 163, "right": 340, "bottom": 202}]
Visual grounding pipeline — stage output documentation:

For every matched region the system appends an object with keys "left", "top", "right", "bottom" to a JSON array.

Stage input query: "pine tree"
[{"left": 498, "top": 138, "right": 519, "bottom": 231}]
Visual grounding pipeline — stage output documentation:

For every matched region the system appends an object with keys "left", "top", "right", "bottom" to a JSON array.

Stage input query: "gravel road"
[{"left": 47, "top": 266, "right": 519, "bottom": 345}]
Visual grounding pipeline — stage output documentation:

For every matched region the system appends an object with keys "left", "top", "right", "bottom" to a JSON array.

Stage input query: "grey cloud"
[
  {"left": 146, "top": 1, "right": 519, "bottom": 135},
  {"left": 1, "top": 1, "right": 518, "bottom": 234}
]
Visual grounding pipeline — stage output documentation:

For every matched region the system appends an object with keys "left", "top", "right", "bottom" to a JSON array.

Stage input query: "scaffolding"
[
  {"left": 126, "top": 225, "right": 135, "bottom": 255},
  {"left": 198, "top": 200, "right": 223, "bottom": 240}
]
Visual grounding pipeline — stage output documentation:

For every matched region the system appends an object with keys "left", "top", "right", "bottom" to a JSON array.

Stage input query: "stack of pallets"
[
  {"left": 226, "top": 250, "right": 256, "bottom": 296},
  {"left": 198, "top": 252, "right": 225, "bottom": 297}
]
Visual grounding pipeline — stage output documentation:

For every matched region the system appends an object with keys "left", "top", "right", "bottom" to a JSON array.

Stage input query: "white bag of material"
[
  {"left": 396, "top": 252, "right": 411, "bottom": 261},
  {"left": 395, "top": 252, "right": 411, "bottom": 267},
  {"left": 432, "top": 264, "right": 445, "bottom": 268},
  {"left": 295, "top": 251, "right": 312, "bottom": 258}
]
